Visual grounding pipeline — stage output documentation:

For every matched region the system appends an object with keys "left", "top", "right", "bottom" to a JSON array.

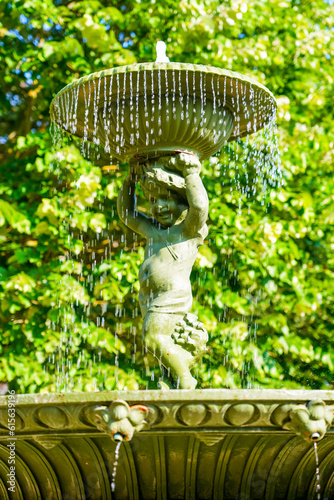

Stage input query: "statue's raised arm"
[{"left": 168, "top": 153, "right": 209, "bottom": 238}]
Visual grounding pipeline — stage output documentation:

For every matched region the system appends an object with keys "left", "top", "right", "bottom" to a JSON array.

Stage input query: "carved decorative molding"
[{"left": 1, "top": 390, "right": 333, "bottom": 441}]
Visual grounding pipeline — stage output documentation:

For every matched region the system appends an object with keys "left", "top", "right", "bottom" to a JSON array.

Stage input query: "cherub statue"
[{"left": 117, "top": 152, "right": 209, "bottom": 389}]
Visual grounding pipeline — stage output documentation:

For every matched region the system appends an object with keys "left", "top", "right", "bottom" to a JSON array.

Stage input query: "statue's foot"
[
  {"left": 158, "top": 367, "right": 177, "bottom": 390},
  {"left": 178, "top": 374, "right": 197, "bottom": 390},
  {"left": 157, "top": 380, "right": 171, "bottom": 390},
  {"left": 158, "top": 369, "right": 197, "bottom": 390}
]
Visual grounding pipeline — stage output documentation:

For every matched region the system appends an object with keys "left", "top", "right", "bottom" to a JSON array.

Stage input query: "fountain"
[
  {"left": 49, "top": 55, "right": 277, "bottom": 390},
  {"left": 0, "top": 44, "right": 333, "bottom": 499}
]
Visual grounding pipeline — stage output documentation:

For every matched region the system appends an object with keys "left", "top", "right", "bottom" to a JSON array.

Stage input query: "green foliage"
[{"left": 0, "top": 0, "right": 333, "bottom": 392}]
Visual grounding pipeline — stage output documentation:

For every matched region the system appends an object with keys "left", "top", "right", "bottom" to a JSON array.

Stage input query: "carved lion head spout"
[
  {"left": 85, "top": 400, "right": 149, "bottom": 442},
  {"left": 277, "top": 400, "right": 334, "bottom": 442}
]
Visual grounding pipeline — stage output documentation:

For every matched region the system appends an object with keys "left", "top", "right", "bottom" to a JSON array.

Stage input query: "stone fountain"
[{"left": 0, "top": 44, "right": 333, "bottom": 499}]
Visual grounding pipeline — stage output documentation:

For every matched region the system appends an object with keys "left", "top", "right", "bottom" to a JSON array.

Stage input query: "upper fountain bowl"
[{"left": 50, "top": 62, "right": 276, "bottom": 162}]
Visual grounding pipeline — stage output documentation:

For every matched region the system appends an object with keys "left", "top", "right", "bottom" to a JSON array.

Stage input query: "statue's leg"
[{"left": 143, "top": 312, "right": 197, "bottom": 390}]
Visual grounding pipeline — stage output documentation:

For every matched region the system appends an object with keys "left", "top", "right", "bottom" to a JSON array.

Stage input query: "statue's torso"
[{"left": 138, "top": 225, "right": 206, "bottom": 316}]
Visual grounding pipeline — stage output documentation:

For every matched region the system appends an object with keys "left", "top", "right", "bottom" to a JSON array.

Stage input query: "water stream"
[
  {"left": 314, "top": 442, "right": 321, "bottom": 500},
  {"left": 111, "top": 441, "right": 122, "bottom": 492}
]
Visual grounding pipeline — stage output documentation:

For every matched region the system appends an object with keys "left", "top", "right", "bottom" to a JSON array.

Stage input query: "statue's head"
[{"left": 135, "top": 156, "right": 188, "bottom": 227}]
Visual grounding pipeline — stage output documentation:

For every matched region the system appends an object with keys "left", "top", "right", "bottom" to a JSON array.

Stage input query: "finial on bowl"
[{"left": 156, "top": 41, "right": 170, "bottom": 63}]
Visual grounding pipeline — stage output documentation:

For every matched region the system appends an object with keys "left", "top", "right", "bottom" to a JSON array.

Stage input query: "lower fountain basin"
[{"left": 1, "top": 389, "right": 333, "bottom": 499}]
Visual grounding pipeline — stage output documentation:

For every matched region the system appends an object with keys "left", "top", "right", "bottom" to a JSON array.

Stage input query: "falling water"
[
  {"left": 172, "top": 68, "right": 176, "bottom": 119},
  {"left": 314, "top": 442, "right": 321, "bottom": 500},
  {"left": 111, "top": 440, "right": 122, "bottom": 492}
]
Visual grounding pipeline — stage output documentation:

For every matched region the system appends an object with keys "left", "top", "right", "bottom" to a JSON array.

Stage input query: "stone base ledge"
[{"left": 0, "top": 389, "right": 333, "bottom": 440}]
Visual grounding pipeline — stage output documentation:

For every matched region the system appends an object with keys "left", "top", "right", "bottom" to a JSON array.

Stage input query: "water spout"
[
  {"left": 156, "top": 41, "right": 170, "bottom": 63},
  {"left": 113, "top": 432, "right": 124, "bottom": 442},
  {"left": 84, "top": 400, "right": 149, "bottom": 442},
  {"left": 281, "top": 400, "right": 333, "bottom": 443}
]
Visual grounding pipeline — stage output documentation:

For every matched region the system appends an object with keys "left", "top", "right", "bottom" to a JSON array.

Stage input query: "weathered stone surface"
[
  {"left": 0, "top": 408, "right": 24, "bottom": 430},
  {"left": 33, "top": 436, "right": 63, "bottom": 449},
  {"left": 35, "top": 406, "right": 68, "bottom": 429},
  {"left": 225, "top": 403, "right": 256, "bottom": 426},
  {"left": 178, "top": 403, "right": 208, "bottom": 426}
]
